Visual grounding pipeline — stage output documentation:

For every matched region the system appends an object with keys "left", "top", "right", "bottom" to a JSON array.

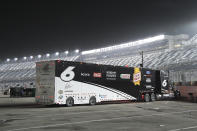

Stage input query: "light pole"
[{"left": 140, "top": 51, "right": 143, "bottom": 68}]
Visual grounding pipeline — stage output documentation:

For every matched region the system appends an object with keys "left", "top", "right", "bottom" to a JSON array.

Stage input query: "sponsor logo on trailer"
[
  {"left": 58, "top": 95, "right": 63, "bottom": 99},
  {"left": 99, "top": 94, "right": 107, "bottom": 98},
  {"left": 65, "top": 82, "right": 72, "bottom": 89},
  {"left": 144, "top": 74, "right": 152, "bottom": 77},
  {"left": 146, "top": 85, "right": 152, "bottom": 89},
  {"left": 146, "top": 78, "right": 151, "bottom": 83},
  {"left": 58, "top": 90, "right": 63, "bottom": 94},
  {"left": 81, "top": 72, "right": 90, "bottom": 77},
  {"left": 65, "top": 90, "right": 73, "bottom": 92},
  {"left": 146, "top": 71, "right": 151, "bottom": 75},
  {"left": 93, "top": 72, "right": 102, "bottom": 78},
  {"left": 106, "top": 71, "right": 116, "bottom": 80},
  {"left": 120, "top": 74, "right": 130, "bottom": 79},
  {"left": 133, "top": 68, "right": 141, "bottom": 86}
]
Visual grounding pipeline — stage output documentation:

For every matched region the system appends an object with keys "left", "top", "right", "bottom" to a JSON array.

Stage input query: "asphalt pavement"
[{"left": 0, "top": 99, "right": 197, "bottom": 131}]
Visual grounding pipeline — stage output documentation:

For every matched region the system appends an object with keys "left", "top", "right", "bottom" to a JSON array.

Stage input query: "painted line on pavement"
[{"left": 168, "top": 126, "right": 197, "bottom": 131}]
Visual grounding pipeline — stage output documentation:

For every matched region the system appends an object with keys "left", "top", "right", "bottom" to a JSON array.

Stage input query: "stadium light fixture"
[
  {"left": 6, "top": 58, "right": 10, "bottom": 62},
  {"left": 23, "top": 56, "right": 27, "bottom": 60},
  {"left": 64, "top": 51, "right": 69, "bottom": 54},
  {"left": 81, "top": 34, "right": 165, "bottom": 55},
  {"left": 38, "top": 54, "right": 42, "bottom": 59},
  {"left": 46, "top": 53, "right": 50, "bottom": 57},
  {"left": 14, "top": 58, "right": 17, "bottom": 61},
  {"left": 75, "top": 49, "right": 79, "bottom": 53},
  {"left": 30, "top": 56, "right": 34, "bottom": 59},
  {"left": 55, "top": 52, "right": 59, "bottom": 56}
]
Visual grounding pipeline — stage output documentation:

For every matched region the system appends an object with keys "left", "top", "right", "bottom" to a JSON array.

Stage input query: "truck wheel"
[
  {"left": 66, "top": 97, "right": 74, "bottom": 107},
  {"left": 145, "top": 93, "right": 150, "bottom": 102},
  {"left": 89, "top": 96, "right": 96, "bottom": 105},
  {"left": 151, "top": 93, "right": 156, "bottom": 101}
]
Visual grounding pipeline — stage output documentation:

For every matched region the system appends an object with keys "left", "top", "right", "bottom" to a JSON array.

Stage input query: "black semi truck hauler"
[{"left": 35, "top": 60, "right": 170, "bottom": 106}]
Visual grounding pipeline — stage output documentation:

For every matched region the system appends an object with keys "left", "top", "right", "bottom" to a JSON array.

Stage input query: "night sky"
[{"left": 1, "top": 0, "right": 197, "bottom": 60}]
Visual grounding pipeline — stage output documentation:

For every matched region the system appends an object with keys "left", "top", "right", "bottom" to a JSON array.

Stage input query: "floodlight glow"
[
  {"left": 175, "top": 44, "right": 181, "bottom": 48},
  {"left": 6, "top": 58, "right": 10, "bottom": 62},
  {"left": 82, "top": 35, "right": 165, "bottom": 55},
  {"left": 23, "top": 57, "right": 27, "bottom": 60},
  {"left": 14, "top": 58, "right": 18, "bottom": 61},
  {"left": 65, "top": 51, "right": 69, "bottom": 54},
  {"left": 55, "top": 52, "right": 59, "bottom": 56},
  {"left": 38, "top": 54, "right": 42, "bottom": 58},
  {"left": 30, "top": 56, "right": 33, "bottom": 59},
  {"left": 75, "top": 49, "right": 79, "bottom": 53},
  {"left": 46, "top": 53, "right": 50, "bottom": 57}
]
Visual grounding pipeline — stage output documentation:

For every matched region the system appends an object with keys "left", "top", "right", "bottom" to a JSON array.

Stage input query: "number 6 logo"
[
  {"left": 60, "top": 66, "right": 75, "bottom": 82},
  {"left": 162, "top": 80, "right": 167, "bottom": 87}
]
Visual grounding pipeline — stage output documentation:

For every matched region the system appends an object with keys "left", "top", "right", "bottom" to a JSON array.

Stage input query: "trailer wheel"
[
  {"left": 150, "top": 93, "right": 156, "bottom": 101},
  {"left": 89, "top": 96, "right": 96, "bottom": 105},
  {"left": 66, "top": 97, "right": 74, "bottom": 107},
  {"left": 144, "top": 93, "right": 150, "bottom": 102}
]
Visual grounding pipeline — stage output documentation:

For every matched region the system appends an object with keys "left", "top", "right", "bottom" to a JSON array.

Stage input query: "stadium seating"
[
  {"left": 1, "top": 34, "right": 197, "bottom": 90},
  {"left": 85, "top": 45, "right": 197, "bottom": 70},
  {"left": 0, "top": 55, "right": 79, "bottom": 89}
]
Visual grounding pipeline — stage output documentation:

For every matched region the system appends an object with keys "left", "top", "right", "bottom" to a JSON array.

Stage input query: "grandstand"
[
  {"left": 1, "top": 33, "right": 197, "bottom": 94},
  {"left": 0, "top": 54, "right": 79, "bottom": 93}
]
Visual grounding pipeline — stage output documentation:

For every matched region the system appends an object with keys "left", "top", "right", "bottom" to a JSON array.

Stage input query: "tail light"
[{"left": 141, "top": 94, "right": 144, "bottom": 100}]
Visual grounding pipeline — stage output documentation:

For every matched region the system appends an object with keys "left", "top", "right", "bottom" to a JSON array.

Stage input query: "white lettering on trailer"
[
  {"left": 106, "top": 71, "right": 116, "bottom": 80},
  {"left": 106, "top": 71, "right": 116, "bottom": 77},
  {"left": 81, "top": 73, "right": 90, "bottom": 77},
  {"left": 60, "top": 66, "right": 75, "bottom": 82}
]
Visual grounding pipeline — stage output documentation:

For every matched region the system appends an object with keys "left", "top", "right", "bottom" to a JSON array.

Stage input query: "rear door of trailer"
[{"left": 35, "top": 61, "right": 55, "bottom": 105}]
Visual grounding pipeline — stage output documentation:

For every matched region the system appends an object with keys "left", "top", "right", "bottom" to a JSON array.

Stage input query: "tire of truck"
[
  {"left": 150, "top": 93, "right": 156, "bottom": 101},
  {"left": 66, "top": 97, "right": 74, "bottom": 107},
  {"left": 89, "top": 96, "right": 96, "bottom": 105},
  {"left": 144, "top": 93, "right": 150, "bottom": 102}
]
